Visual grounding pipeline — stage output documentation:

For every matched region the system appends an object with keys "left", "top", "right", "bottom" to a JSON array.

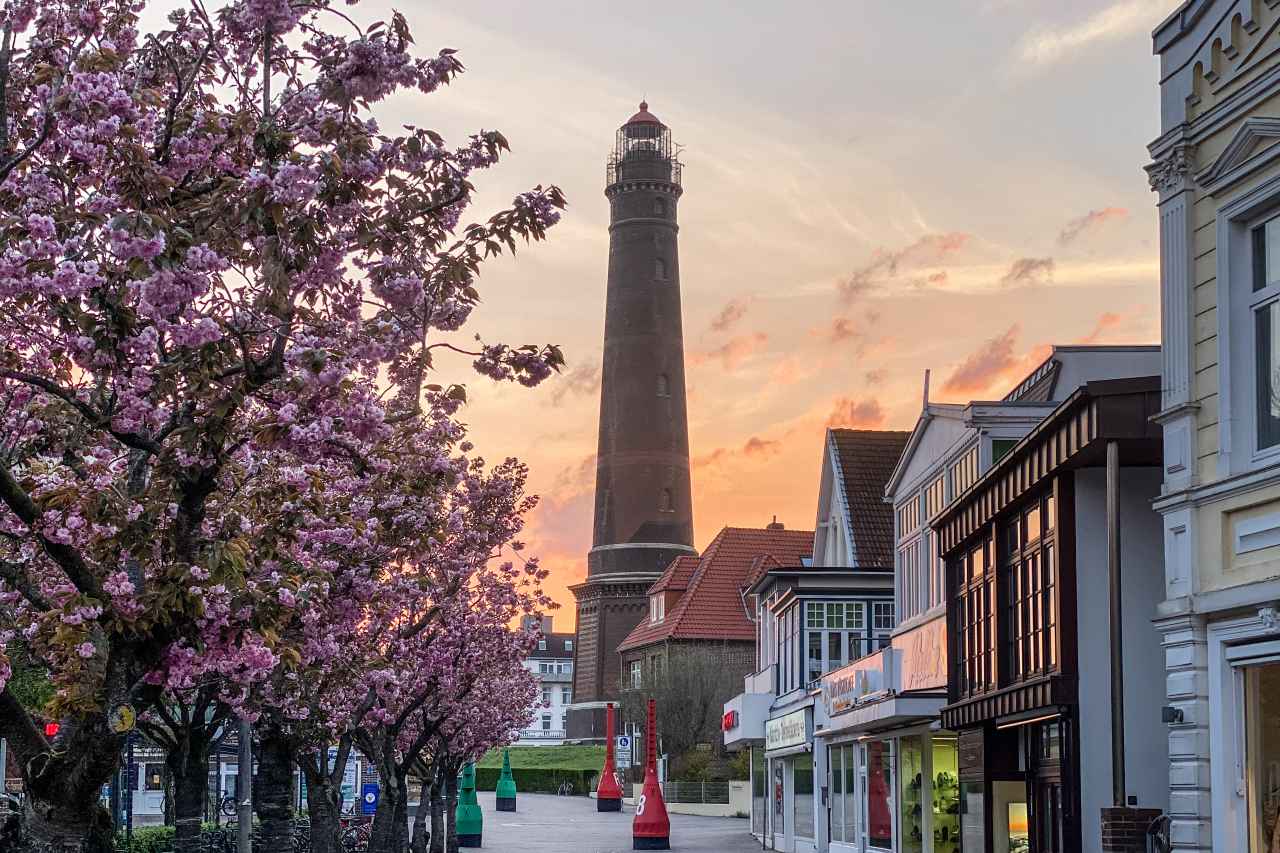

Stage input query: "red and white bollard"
[
  {"left": 633, "top": 698, "right": 670, "bottom": 850},
  {"left": 596, "top": 701, "right": 623, "bottom": 812}
]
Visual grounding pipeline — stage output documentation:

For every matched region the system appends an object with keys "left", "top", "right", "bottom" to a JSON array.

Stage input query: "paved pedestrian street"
[{"left": 451, "top": 792, "right": 760, "bottom": 852}]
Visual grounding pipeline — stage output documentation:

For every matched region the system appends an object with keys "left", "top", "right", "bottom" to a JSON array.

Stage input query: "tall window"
[
  {"left": 1243, "top": 661, "right": 1280, "bottom": 853},
  {"left": 659, "top": 488, "right": 673, "bottom": 512},
  {"left": 1253, "top": 215, "right": 1280, "bottom": 450},
  {"left": 951, "top": 447, "right": 979, "bottom": 496},
  {"left": 955, "top": 535, "right": 996, "bottom": 699},
  {"left": 654, "top": 257, "right": 667, "bottom": 280},
  {"left": 561, "top": 687, "right": 571, "bottom": 704},
  {"left": 650, "top": 594, "right": 665, "bottom": 623},
  {"left": 656, "top": 373, "right": 670, "bottom": 397},
  {"left": 925, "top": 475, "right": 947, "bottom": 520},
  {"left": 1003, "top": 493, "right": 1058, "bottom": 682},
  {"left": 653, "top": 196, "right": 667, "bottom": 217},
  {"left": 630, "top": 660, "right": 642, "bottom": 688}
]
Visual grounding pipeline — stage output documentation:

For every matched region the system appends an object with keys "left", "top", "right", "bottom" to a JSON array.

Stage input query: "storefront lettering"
[
  {"left": 895, "top": 617, "right": 948, "bottom": 692},
  {"left": 820, "top": 651, "right": 888, "bottom": 716},
  {"left": 765, "top": 709, "right": 809, "bottom": 752}
]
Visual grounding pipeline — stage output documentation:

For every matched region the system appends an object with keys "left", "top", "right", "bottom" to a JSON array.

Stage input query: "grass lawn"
[{"left": 477, "top": 744, "right": 605, "bottom": 771}]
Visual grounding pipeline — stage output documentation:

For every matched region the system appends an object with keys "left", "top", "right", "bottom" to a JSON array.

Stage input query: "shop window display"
[
  {"left": 1246, "top": 662, "right": 1280, "bottom": 853},
  {"left": 866, "top": 740, "right": 894, "bottom": 849},
  {"left": 932, "top": 737, "right": 960, "bottom": 853},
  {"left": 900, "top": 736, "right": 925, "bottom": 853}
]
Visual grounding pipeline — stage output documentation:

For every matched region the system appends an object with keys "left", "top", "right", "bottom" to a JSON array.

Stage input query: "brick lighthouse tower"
[{"left": 566, "top": 102, "right": 696, "bottom": 741}]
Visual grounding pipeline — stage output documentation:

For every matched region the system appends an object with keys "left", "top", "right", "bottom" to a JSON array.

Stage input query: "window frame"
[{"left": 1216, "top": 179, "right": 1280, "bottom": 475}]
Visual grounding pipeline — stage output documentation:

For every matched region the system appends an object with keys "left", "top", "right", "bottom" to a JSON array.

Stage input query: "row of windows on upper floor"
[
  {"left": 536, "top": 661, "right": 572, "bottom": 675},
  {"left": 536, "top": 638, "right": 571, "bottom": 652},
  {"left": 757, "top": 597, "right": 896, "bottom": 695}
]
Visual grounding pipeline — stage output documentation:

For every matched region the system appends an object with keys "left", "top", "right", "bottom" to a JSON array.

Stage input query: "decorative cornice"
[{"left": 1146, "top": 143, "right": 1195, "bottom": 195}]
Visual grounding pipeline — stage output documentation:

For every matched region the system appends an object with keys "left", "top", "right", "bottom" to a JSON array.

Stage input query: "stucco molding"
[
  {"left": 1195, "top": 116, "right": 1280, "bottom": 194},
  {"left": 1146, "top": 142, "right": 1196, "bottom": 198}
]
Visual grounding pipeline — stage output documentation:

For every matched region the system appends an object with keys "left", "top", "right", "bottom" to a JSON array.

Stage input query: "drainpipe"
[{"left": 1106, "top": 440, "right": 1126, "bottom": 806}]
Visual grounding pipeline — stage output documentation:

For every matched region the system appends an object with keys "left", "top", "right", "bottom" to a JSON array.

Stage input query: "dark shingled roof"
[
  {"left": 528, "top": 632, "right": 575, "bottom": 660},
  {"left": 618, "top": 526, "right": 814, "bottom": 652},
  {"left": 829, "top": 429, "right": 912, "bottom": 570}
]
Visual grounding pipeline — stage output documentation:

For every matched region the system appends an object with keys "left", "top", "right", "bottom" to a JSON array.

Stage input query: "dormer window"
[{"left": 650, "top": 594, "right": 665, "bottom": 623}]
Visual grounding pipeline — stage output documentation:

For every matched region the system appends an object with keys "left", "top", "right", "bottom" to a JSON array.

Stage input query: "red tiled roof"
[
  {"left": 648, "top": 555, "right": 699, "bottom": 594},
  {"left": 829, "top": 429, "right": 911, "bottom": 569},
  {"left": 618, "top": 526, "right": 814, "bottom": 652}
]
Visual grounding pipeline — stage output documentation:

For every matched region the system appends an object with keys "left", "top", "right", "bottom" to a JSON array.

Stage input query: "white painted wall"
[{"left": 1074, "top": 466, "right": 1170, "bottom": 853}]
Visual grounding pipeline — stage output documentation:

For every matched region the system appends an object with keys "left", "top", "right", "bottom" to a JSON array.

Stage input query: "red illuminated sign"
[{"left": 721, "top": 710, "right": 738, "bottom": 731}]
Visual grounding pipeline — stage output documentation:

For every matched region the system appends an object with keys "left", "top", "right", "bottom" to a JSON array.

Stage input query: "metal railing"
[{"left": 659, "top": 781, "right": 730, "bottom": 805}]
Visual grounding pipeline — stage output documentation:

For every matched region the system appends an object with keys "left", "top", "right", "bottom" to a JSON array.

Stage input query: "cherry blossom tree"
[{"left": 0, "top": 0, "right": 564, "bottom": 848}]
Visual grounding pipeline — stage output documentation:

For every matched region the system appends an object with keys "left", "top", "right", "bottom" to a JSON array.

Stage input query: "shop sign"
[
  {"left": 894, "top": 616, "right": 947, "bottom": 692},
  {"left": 764, "top": 709, "right": 808, "bottom": 752},
  {"left": 820, "top": 651, "right": 890, "bottom": 716},
  {"left": 722, "top": 710, "right": 739, "bottom": 731}
]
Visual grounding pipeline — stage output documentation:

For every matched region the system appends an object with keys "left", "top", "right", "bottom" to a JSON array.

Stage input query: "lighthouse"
[{"left": 567, "top": 102, "right": 697, "bottom": 740}]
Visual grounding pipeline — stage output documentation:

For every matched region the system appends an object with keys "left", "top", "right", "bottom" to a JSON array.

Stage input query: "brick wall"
[{"left": 1101, "top": 806, "right": 1163, "bottom": 853}]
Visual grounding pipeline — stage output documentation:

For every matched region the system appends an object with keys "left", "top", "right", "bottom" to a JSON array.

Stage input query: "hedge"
[
  {"left": 473, "top": 766, "right": 597, "bottom": 795},
  {"left": 113, "top": 826, "right": 174, "bottom": 853}
]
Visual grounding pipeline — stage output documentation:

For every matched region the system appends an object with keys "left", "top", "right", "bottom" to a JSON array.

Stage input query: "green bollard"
[
  {"left": 495, "top": 749, "right": 517, "bottom": 812},
  {"left": 456, "top": 762, "right": 483, "bottom": 847}
]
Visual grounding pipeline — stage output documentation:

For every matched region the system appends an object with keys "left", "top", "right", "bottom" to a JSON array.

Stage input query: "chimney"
[{"left": 766, "top": 515, "right": 785, "bottom": 531}]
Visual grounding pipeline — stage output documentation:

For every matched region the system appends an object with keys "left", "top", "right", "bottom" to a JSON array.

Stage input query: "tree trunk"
[
  {"left": 254, "top": 721, "right": 295, "bottom": 851},
  {"left": 1, "top": 691, "right": 119, "bottom": 853},
  {"left": 393, "top": 772, "right": 410, "bottom": 852},
  {"left": 168, "top": 733, "right": 211, "bottom": 853},
  {"left": 429, "top": 768, "right": 444, "bottom": 853},
  {"left": 410, "top": 777, "right": 431, "bottom": 853},
  {"left": 301, "top": 756, "right": 344, "bottom": 853},
  {"left": 367, "top": 760, "right": 404, "bottom": 853},
  {"left": 445, "top": 771, "right": 459, "bottom": 853}
]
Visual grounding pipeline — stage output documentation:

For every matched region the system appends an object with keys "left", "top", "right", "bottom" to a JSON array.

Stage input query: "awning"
[
  {"left": 816, "top": 693, "right": 946, "bottom": 739},
  {"left": 764, "top": 742, "right": 812, "bottom": 759}
]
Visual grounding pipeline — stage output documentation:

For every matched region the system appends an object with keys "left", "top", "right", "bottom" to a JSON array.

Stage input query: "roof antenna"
[{"left": 922, "top": 368, "right": 931, "bottom": 410}]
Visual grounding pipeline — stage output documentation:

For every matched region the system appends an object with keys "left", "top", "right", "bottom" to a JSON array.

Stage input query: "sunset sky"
[{"left": 346, "top": 0, "right": 1171, "bottom": 626}]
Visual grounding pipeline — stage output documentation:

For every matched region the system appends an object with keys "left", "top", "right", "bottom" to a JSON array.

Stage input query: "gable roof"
[
  {"left": 828, "top": 429, "right": 911, "bottom": 569},
  {"left": 617, "top": 525, "right": 814, "bottom": 652},
  {"left": 648, "top": 555, "right": 699, "bottom": 594}
]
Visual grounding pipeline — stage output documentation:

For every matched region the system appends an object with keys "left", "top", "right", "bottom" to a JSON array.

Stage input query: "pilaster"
[{"left": 1155, "top": 611, "right": 1212, "bottom": 852}]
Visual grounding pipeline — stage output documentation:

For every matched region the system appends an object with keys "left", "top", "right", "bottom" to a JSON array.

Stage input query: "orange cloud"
[
  {"left": 1059, "top": 207, "right": 1128, "bottom": 245},
  {"left": 695, "top": 435, "right": 783, "bottom": 470},
  {"left": 709, "top": 296, "right": 751, "bottom": 334},
  {"left": 839, "top": 232, "right": 970, "bottom": 302},
  {"left": 693, "top": 331, "right": 769, "bottom": 370},
  {"left": 824, "top": 397, "right": 887, "bottom": 428},
  {"left": 1076, "top": 311, "right": 1124, "bottom": 344},
  {"left": 942, "top": 325, "right": 1021, "bottom": 394},
  {"left": 743, "top": 436, "right": 781, "bottom": 457}
]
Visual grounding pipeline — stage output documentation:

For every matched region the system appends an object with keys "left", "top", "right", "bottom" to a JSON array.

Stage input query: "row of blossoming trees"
[{"left": 0, "top": 0, "right": 566, "bottom": 851}]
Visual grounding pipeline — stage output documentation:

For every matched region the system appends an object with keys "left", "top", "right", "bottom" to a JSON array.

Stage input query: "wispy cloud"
[
  {"left": 839, "top": 233, "right": 970, "bottom": 302},
  {"left": 1015, "top": 1, "right": 1166, "bottom": 68},
  {"left": 1058, "top": 207, "right": 1129, "bottom": 245},
  {"left": 709, "top": 296, "right": 752, "bottom": 334},
  {"left": 942, "top": 325, "right": 1021, "bottom": 395},
  {"left": 549, "top": 363, "right": 600, "bottom": 405},
  {"left": 694, "top": 434, "right": 783, "bottom": 470},
  {"left": 1000, "top": 257, "right": 1055, "bottom": 288}
]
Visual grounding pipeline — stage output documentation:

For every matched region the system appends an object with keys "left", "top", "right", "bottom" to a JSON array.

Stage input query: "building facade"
[
  {"left": 569, "top": 101, "right": 697, "bottom": 741},
  {"left": 518, "top": 615, "right": 575, "bottom": 746},
  {"left": 936, "top": 378, "right": 1167, "bottom": 853},
  {"left": 725, "top": 429, "right": 907, "bottom": 853},
  {"left": 1149, "top": 5, "right": 1280, "bottom": 852}
]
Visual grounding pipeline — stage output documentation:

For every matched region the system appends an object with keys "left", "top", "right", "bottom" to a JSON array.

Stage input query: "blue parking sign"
[{"left": 361, "top": 782, "right": 379, "bottom": 815}]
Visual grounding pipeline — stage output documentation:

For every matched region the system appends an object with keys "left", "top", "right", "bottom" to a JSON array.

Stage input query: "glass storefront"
[
  {"left": 1245, "top": 661, "right": 1280, "bottom": 853},
  {"left": 932, "top": 737, "right": 960, "bottom": 853},
  {"left": 794, "top": 752, "right": 815, "bottom": 840},
  {"left": 900, "top": 736, "right": 925, "bottom": 853},
  {"left": 866, "top": 740, "right": 894, "bottom": 849},
  {"left": 829, "top": 744, "right": 859, "bottom": 846}
]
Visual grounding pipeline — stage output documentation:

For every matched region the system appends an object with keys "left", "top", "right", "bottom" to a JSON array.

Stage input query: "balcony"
[
  {"left": 743, "top": 664, "right": 775, "bottom": 695},
  {"left": 537, "top": 670, "right": 572, "bottom": 684}
]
